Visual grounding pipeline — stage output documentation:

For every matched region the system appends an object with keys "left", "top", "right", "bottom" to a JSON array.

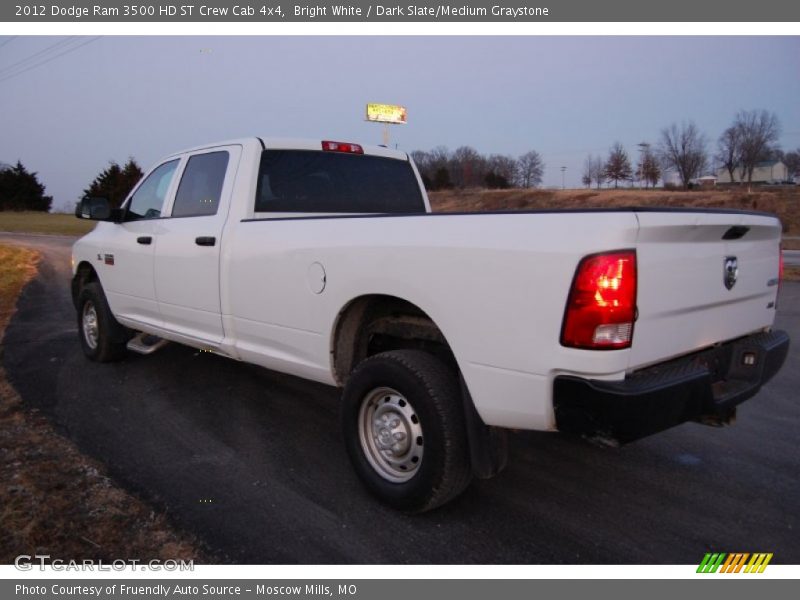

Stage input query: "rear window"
[{"left": 255, "top": 150, "right": 425, "bottom": 214}]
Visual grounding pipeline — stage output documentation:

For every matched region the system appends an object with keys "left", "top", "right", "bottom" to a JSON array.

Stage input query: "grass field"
[
  {"left": 0, "top": 243, "right": 205, "bottom": 563},
  {"left": 0, "top": 211, "right": 95, "bottom": 236}
]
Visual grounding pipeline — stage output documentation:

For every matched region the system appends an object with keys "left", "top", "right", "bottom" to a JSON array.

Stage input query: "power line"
[
  {"left": 0, "top": 36, "right": 17, "bottom": 50},
  {"left": 0, "top": 36, "right": 79, "bottom": 76},
  {"left": 0, "top": 37, "right": 101, "bottom": 84}
]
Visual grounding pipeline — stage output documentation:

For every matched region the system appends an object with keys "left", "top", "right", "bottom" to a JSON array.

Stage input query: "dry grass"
[
  {"left": 0, "top": 243, "right": 208, "bottom": 564},
  {"left": 429, "top": 187, "right": 800, "bottom": 236},
  {"left": 0, "top": 211, "right": 95, "bottom": 236},
  {"left": 784, "top": 266, "right": 800, "bottom": 283},
  {"left": 782, "top": 238, "right": 800, "bottom": 251},
  {"left": 0, "top": 245, "right": 39, "bottom": 330}
]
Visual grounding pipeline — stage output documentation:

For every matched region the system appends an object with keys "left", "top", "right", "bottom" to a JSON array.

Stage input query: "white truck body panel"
[{"left": 72, "top": 137, "right": 784, "bottom": 433}]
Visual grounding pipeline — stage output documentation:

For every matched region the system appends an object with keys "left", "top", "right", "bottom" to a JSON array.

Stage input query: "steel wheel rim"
[
  {"left": 82, "top": 301, "right": 99, "bottom": 350},
  {"left": 358, "top": 386, "right": 424, "bottom": 483}
]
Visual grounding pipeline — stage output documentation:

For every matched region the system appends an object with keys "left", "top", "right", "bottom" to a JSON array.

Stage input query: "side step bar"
[{"left": 126, "top": 332, "right": 169, "bottom": 355}]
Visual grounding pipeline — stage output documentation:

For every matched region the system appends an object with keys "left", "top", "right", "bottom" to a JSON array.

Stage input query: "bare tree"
[
  {"left": 450, "top": 146, "right": 486, "bottom": 188},
  {"left": 716, "top": 126, "right": 741, "bottom": 184},
  {"left": 428, "top": 146, "right": 451, "bottom": 172},
  {"left": 659, "top": 121, "right": 708, "bottom": 188},
  {"left": 785, "top": 149, "right": 800, "bottom": 181},
  {"left": 486, "top": 154, "right": 519, "bottom": 188},
  {"left": 735, "top": 110, "right": 780, "bottom": 189},
  {"left": 604, "top": 142, "right": 633, "bottom": 189},
  {"left": 410, "top": 150, "right": 430, "bottom": 170},
  {"left": 590, "top": 155, "right": 605, "bottom": 189},
  {"left": 517, "top": 150, "right": 544, "bottom": 188},
  {"left": 581, "top": 156, "right": 595, "bottom": 189},
  {"left": 582, "top": 155, "right": 602, "bottom": 189},
  {"left": 637, "top": 147, "right": 661, "bottom": 189},
  {"left": 411, "top": 147, "right": 454, "bottom": 190}
]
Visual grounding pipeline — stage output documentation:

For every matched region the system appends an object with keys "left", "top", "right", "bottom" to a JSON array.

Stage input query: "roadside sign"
[{"left": 366, "top": 103, "right": 407, "bottom": 125}]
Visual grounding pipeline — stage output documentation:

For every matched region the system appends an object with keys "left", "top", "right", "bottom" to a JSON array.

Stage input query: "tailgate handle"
[
  {"left": 195, "top": 236, "right": 216, "bottom": 247},
  {"left": 136, "top": 236, "right": 152, "bottom": 245},
  {"left": 722, "top": 226, "right": 750, "bottom": 240}
]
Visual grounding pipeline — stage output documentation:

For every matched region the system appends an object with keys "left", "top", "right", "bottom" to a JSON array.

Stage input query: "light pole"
[
  {"left": 637, "top": 142, "right": 650, "bottom": 190},
  {"left": 560, "top": 166, "right": 566, "bottom": 190}
]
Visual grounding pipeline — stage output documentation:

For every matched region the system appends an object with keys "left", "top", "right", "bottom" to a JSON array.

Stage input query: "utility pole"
[
  {"left": 560, "top": 166, "right": 567, "bottom": 190},
  {"left": 637, "top": 142, "right": 650, "bottom": 190}
]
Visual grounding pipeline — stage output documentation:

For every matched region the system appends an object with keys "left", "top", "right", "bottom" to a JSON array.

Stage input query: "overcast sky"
[{"left": 1, "top": 35, "right": 798, "bottom": 210}]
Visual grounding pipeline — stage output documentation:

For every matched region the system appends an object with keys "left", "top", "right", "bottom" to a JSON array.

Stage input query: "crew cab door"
[
  {"left": 153, "top": 145, "right": 241, "bottom": 346},
  {"left": 99, "top": 159, "right": 180, "bottom": 328}
]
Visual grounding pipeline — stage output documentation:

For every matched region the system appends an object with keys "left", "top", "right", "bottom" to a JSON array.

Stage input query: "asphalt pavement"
[{"left": 2, "top": 232, "right": 798, "bottom": 564}]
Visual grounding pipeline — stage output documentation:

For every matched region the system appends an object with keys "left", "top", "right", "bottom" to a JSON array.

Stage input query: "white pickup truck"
[{"left": 72, "top": 137, "right": 789, "bottom": 512}]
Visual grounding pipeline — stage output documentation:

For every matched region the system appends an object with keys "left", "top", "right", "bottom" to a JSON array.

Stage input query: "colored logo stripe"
[
  {"left": 745, "top": 553, "right": 773, "bottom": 573},
  {"left": 697, "top": 553, "right": 726, "bottom": 573},
  {"left": 697, "top": 552, "right": 773, "bottom": 573}
]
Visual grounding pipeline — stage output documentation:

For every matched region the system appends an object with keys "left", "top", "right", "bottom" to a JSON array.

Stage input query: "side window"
[
  {"left": 126, "top": 160, "right": 179, "bottom": 221},
  {"left": 171, "top": 151, "right": 230, "bottom": 218}
]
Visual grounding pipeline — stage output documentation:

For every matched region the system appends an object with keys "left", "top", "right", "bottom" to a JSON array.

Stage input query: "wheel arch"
[
  {"left": 71, "top": 261, "right": 99, "bottom": 309},
  {"left": 330, "top": 294, "right": 458, "bottom": 387},
  {"left": 332, "top": 293, "right": 509, "bottom": 481}
]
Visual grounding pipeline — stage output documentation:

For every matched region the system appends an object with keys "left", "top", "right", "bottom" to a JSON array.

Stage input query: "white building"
[{"left": 717, "top": 160, "right": 789, "bottom": 184}]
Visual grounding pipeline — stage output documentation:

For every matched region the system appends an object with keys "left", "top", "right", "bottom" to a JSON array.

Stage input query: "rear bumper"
[{"left": 553, "top": 330, "right": 790, "bottom": 444}]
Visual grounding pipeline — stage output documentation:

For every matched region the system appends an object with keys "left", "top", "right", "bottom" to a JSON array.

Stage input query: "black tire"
[
  {"left": 76, "top": 281, "right": 130, "bottom": 362},
  {"left": 341, "top": 349, "right": 472, "bottom": 512}
]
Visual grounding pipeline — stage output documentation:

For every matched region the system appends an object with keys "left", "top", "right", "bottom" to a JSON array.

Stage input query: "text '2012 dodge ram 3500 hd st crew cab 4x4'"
[{"left": 72, "top": 137, "right": 790, "bottom": 512}]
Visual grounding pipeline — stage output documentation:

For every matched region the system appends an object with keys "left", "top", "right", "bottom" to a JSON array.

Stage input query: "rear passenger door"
[{"left": 154, "top": 145, "right": 241, "bottom": 345}]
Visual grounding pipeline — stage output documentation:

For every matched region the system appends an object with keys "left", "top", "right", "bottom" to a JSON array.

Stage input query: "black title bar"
[{"left": 4, "top": 1, "right": 800, "bottom": 22}]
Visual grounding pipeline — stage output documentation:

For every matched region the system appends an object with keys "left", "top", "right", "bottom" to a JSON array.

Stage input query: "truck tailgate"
[{"left": 629, "top": 210, "right": 782, "bottom": 371}]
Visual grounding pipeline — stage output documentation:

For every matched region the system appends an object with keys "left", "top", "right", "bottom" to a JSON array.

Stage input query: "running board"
[{"left": 126, "top": 333, "right": 169, "bottom": 355}]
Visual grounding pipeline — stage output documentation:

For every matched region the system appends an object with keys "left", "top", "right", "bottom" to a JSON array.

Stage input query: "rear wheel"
[
  {"left": 341, "top": 350, "right": 472, "bottom": 512},
  {"left": 77, "top": 281, "right": 129, "bottom": 362}
]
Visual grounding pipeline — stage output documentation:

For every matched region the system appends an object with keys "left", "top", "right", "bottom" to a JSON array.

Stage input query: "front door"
[{"left": 100, "top": 159, "right": 179, "bottom": 328}]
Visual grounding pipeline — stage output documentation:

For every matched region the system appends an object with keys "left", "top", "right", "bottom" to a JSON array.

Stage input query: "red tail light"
[
  {"left": 778, "top": 242, "right": 784, "bottom": 305},
  {"left": 561, "top": 250, "right": 637, "bottom": 349},
  {"left": 322, "top": 140, "right": 363, "bottom": 154}
]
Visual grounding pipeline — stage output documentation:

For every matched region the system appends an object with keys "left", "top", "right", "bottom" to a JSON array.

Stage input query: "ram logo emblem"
[{"left": 724, "top": 256, "right": 738, "bottom": 290}]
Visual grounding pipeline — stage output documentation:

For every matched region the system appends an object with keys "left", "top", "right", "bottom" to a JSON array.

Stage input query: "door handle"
[
  {"left": 137, "top": 236, "right": 152, "bottom": 245},
  {"left": 195, "top": 236, "right": 216, "bottom": 247}
]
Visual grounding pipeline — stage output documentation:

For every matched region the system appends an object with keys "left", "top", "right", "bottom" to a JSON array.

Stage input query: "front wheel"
[
  {"left": 341, "top": 350, "right": 472, "bottom": 512},
  {"left": 76, "top": 281, "right": 129, "bottom": 362}
]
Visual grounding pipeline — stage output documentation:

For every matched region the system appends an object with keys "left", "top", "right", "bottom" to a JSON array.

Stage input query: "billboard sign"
[{"left": 366, "top": 103, "right": 407, "bottom": 125}]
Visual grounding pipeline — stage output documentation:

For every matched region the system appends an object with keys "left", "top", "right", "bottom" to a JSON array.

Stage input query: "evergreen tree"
[
  {"left": 81, "top": 158, "right": 144, "bottom": 208},
  {"left": 0, "top": 161, "right": 53, "bottom": 212}
]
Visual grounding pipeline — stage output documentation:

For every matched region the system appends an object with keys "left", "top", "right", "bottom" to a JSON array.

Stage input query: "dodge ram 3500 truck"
[{"left": 72, "top": 137, "right": 790, "bottom": 512}]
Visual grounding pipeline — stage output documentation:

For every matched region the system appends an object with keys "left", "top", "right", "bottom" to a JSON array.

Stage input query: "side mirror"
[{"left": 76, "top": 197, "right": 114, "bottom": 221}]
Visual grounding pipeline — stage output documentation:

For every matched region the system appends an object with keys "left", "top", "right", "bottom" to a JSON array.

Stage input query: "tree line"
[
  {"left": 0, "top": 162, "right": 53, "bottom": 212},
  {"left": 0, "top": 158, "right": 144, "bottom": 213},
  {"left": 584, "top": 109, "right": 799, "bottom": 190},
  {"left": 411, "top": 147, "right": 545, "bottom": 190},
  {"left": 4, "top": 110, "right": 797, "bottom": 214}
]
